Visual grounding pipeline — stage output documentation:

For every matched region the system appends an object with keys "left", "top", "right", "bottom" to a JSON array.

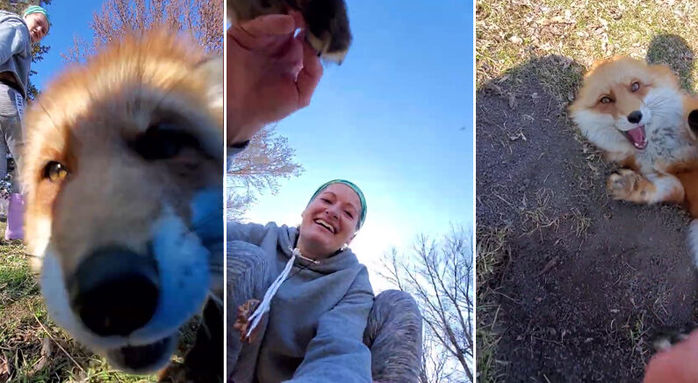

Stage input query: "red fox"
[
  {"left": 570, "top": 56, "right": 698, "bottom": 263},
  {"left": 22, "top": 29, "right": 223, "bottom": 374}
]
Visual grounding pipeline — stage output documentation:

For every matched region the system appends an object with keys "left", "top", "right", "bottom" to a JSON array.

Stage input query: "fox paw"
[{"left": 607, "top": 169, "right": 641, "bottom": 200}]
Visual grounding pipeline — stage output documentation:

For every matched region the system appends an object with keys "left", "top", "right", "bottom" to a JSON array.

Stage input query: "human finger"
[
  {"left": 239, "top": 14, "right": 296, "bottom": 37},
  {"left": 296, "top": 37, "right": 323, "bottom": 107},
  {"left": 644, "top": 330, "right": 698, "bottom": 382}
]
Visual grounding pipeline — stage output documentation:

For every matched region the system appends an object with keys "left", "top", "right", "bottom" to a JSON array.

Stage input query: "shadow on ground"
[{"left": 477, "top": 50, "right": 698, "bottom": 382}]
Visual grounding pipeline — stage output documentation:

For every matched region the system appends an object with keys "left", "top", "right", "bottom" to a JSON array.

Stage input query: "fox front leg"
[{"left": 607, "top": 169, "right": 684, "bottom": 204}]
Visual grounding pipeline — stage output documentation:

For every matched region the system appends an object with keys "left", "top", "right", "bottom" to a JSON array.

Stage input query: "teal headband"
[
  {"left": 23, "top": 6, "right": 49, "bottom": 22},
  {"left": 308, "top": 179, "right": 367, "bottom": 230}
]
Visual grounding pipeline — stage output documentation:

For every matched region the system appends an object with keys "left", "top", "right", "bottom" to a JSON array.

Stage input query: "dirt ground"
[{"left": 476, "top": 56, "right": 698, "bottom": 382}]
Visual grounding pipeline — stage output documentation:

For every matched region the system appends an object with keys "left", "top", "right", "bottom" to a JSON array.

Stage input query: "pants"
[
  {"left": 226, "top": 241, "right": 423, "bottom": 383},
  {"left": 0, "top": 83, "right": 24, "bottom": 193}
]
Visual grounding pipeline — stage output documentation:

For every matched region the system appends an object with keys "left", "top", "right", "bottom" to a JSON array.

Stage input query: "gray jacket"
[
  {"left": 0, "top": 10, "right": 31, "bottom": 98},
  {"left": 229, "top": 221, "right": 374, "bottom": 383}
]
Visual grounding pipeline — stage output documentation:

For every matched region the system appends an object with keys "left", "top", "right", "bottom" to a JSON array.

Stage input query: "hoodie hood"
[{"left": 276, "top": 225, "right": 360, "bottom": 275}]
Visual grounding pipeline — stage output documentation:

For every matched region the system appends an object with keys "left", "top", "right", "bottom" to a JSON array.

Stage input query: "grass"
[
  {"left": 477, "top": 0, "right": 698, "bottom": 381},
  {"left": 0, "top": 221, "right": 162, "bottom": 382},
  {"left": 626, "top": 311, "right": 650, "bottom": 376},
  {"left": 477, "top": 0, "right": 698, "bottom": 94},
  {"left": 475, "top": 225, "right": 510, "bottom": 383}
]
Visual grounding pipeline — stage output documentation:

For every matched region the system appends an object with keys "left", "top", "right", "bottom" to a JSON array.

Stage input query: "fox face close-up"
[{"left": 21, "top": 29, "right": 223, "bottom": 373}]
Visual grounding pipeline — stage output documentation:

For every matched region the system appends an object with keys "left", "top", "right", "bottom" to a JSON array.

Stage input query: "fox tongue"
[{"left": 626, "top": 126, "right": 646, "bottom": 149}]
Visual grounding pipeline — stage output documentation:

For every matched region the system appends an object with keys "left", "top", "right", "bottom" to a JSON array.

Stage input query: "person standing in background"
[{"left": 0, "top": 5, "right": 49, "bottom": 240}]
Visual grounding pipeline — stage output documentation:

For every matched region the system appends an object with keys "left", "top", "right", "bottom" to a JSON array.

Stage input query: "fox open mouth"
[
  {"left": 106, "top": 335, "right": 175, "bottom": 372},
  {"left": 623, "top": 125, "right": 647, "bottom": 150}
]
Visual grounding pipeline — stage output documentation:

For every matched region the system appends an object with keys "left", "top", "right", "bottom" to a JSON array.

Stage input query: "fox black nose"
[
  {"left": 68, "top": 247, "right": 159, "bottom": 336},
  {"left": 627, "top": 110, "right": 642, "bottom": 124}
]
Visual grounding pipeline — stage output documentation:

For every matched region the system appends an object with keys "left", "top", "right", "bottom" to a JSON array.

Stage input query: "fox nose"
[
  {"left": 627, "top": 110, "right": 643, "bottom": 124},
  {"left": 68, "top": 247, "right": 159, "bottom": 336}
]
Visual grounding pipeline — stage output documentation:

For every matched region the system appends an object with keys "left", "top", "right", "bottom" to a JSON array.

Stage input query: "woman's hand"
[
  {"left": 233, "top": 299, "right": 263, "bottom": 343},
  {"left": 227, "top": 11, "right": 323, "bottom": 146},
  {"left": 644, "top": 329, "right": 698, "bottom": 382}
]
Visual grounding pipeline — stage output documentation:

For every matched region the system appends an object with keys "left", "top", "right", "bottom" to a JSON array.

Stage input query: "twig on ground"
[{"left": 32, "top": 312, "right": 86, "bottom": 374}]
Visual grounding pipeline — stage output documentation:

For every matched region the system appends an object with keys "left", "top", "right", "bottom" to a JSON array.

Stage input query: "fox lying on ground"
[
  {"left": 570, "top": 56, "right": 698, "bottom": 263},
  {"left": 22, "top": 29, "right": 223, "bottom": 377}
]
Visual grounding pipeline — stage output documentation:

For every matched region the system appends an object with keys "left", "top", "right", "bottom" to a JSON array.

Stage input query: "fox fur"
[
  {"left": 570, "top": 56, "right": 698, "bottom": 265},
  {"left": 22, "top": 29, "right": 223, "bottom": 374}
]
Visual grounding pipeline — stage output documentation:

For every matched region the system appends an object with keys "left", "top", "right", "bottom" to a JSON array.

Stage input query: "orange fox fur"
[
  {"left": 570, "top": 56, "right": 698, "bottom": 263},
  {"left": 22, "top": 29, "right": 223, "bottom": 374}
]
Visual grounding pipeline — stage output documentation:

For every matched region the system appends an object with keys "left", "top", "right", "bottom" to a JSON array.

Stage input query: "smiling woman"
[
  {"left": 299, "top": 180, "right": 365, "bottom": 258},
  {"left": 227, "top": 179, "right": 423, "bottom": 383}
]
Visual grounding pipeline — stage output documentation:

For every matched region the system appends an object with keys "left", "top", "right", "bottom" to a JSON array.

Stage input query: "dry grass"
[
  {"left": 475, "top": 225, "right": 511, "bottom": 383},
  {"left": 477, "top": 0, "right": 698, "bottom": 93},
  {"left": 626, "top": 311, "right": 650, "bottom": 376}
]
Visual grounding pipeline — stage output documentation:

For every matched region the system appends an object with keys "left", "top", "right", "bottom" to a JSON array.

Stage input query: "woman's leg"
[
  {"left": 0, "top": 86, "right": 24, "bottom": 240},
  {"left": 2, "top": 87, "right": 23, "bottom": 193},
  {"left": 226, "top": 240, "right": 273, "bottom": 381},
  {"left": 0, "top": 138, "right": 7, "bottom": 187},
  {"left": 364, "top": 290, "right": 423, "bottom": 383}
]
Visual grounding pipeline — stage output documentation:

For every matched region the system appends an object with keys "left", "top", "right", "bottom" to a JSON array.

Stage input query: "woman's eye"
[
  {"left": 321, "top": 198, "right": 331, "bottom": 203},
  {"left": 43, "top": 161, "right": 69, "bottom": 182},
  {"left": 345, "top": 211, "right": 353, "bottom": 218}
]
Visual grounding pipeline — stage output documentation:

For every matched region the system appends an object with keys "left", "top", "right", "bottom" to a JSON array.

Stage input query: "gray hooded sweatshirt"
[
  {"left": 229, "top": 221, "right": 374, "bottom": 383},
  {"left": 0, "top": 10, "right": 32, "bottom": 99}
]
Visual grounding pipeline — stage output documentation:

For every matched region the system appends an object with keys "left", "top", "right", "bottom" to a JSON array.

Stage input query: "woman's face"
[
  {"left": 299, "top": 183, "right": 361, "bottom": 257},
  {"left": 24, "top": 13, "right": 49, "bottom": 43}
]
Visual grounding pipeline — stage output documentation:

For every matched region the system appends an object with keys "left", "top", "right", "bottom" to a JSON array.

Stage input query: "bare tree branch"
[
  {"left": 226, "top": 125, "right": 303, "bottom": 219},
  {"left": 64, "top": 0, "right": 223, "bottom": 64},
  {"left": 381, "top": 227, "right": 474, "bottom": 382}
]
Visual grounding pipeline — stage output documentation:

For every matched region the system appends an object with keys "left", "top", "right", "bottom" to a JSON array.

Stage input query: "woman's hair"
[{"left": 308, "top": 179, "right": 367, "bottom": 230}]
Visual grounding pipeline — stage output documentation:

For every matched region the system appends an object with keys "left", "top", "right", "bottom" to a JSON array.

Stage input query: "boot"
[{"left": 5, "top": 192, "right": 23, "bottom": 240}]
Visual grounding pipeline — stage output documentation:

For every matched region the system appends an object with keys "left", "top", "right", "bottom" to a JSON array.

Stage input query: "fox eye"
[
  {"left": 129, "top": 123, "right": 199, "bottom": 160},
  {"left": 43, "top": 161, "right": 69, "bottom": 182},
  {"left": 600, "top": 96, "right": 613, "bottom": 104},
  {"left": 631, "top": 81, "right": 640, "bottom": 92}
]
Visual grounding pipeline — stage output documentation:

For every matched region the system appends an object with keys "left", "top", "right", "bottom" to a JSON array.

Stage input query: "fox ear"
[{"left": 194, "top": 56, "right": 224, "bottom": 116}]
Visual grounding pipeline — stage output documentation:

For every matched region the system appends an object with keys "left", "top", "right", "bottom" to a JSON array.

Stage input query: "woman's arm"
[
  {"left": 286, "top": 268, "right": 374, "bottom": 383},
  {"left": 227, "top": 221, "right": 277, "bottom": 246},
  {"left": 0, "top": 18, "right": 29, "bottom": 65}
]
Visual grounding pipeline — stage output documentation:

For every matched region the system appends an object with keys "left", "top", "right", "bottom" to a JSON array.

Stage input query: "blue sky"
[
  {"left": 31, "top": 1, "right": 102, "bottom": 89},
  {"left": 239, "top": 1, "right": 474, "bottom": 290}
]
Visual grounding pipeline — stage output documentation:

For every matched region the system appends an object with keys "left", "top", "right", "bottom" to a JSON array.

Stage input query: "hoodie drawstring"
[{"left": 245, "top": 247, "right": 309, "bottom": 338}]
